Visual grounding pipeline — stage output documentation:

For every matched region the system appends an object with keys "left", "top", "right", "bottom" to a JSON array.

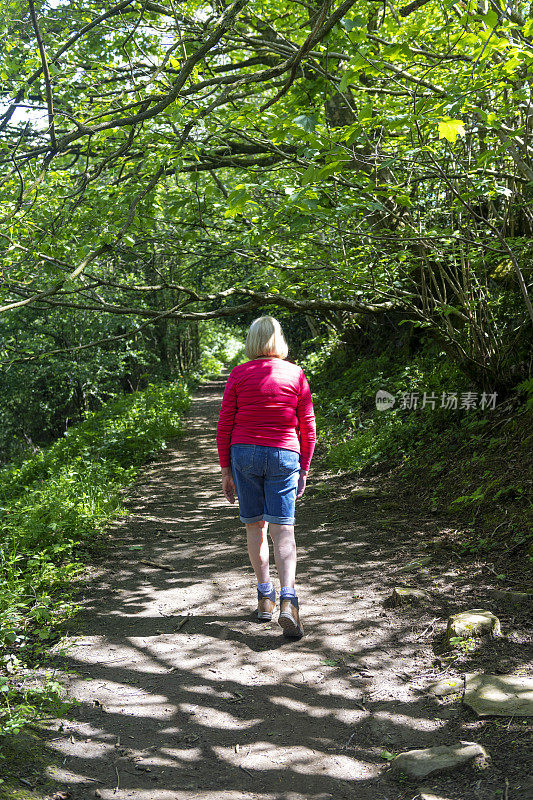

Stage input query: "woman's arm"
[
  {"left": 296, "top": 370, "right": 316, "bottom": 475},
  {"left": 216, "top": 374, "right": 237, "bottom": 468},
  {"left": 217, "top": 374, "right": 237, "bottom": 502},
  {"left": 296, "top": 469, "right": 308, "bottom": 500},
  {"left": 221, "top": 466, "right": 236, "bottom": 504}
]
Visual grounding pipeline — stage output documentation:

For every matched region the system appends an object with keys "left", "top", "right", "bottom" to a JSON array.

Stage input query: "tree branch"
[
  {"left": 399, "top": 0, "right": 431, "bottom": 17},
  {"left": 0, "top": 0, "right": 137, "bottom": 134},
  {"left": 28, "top": 0, "right": 57, "bottom": 150},
  {"left": 0, "top": 245, "right": 109, "bottom": 314}
]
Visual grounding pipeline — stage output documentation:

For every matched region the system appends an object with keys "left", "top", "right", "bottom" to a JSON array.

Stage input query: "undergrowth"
[
  {"left": 302, "top": 336, "right": 533, "bottom": 559},
  {"left": 0, "top": 381, "right": 190, "bottom": 736},
  {"left": 302, "top": 336, "right": 464, "bottom": 468}
]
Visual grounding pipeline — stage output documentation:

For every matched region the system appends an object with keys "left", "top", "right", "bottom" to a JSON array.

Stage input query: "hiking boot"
[
  {"left": 257, "top": 587, "right": 276, "bottom": 621},
  {"left": 278, "top": 596, "right": 304, "bottom": 638}
]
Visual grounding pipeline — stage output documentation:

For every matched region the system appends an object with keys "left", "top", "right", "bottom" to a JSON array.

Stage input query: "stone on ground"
[
  {"left": 391, "top": 742, "right": 489, "bottom": 779},
  {"left": 429, "top": 677, "right": 464, "bottom": 697},
  {"left": 391, "top": 587, "right": 429, "bottom": 605},
  {"left": 417, "top": 790, "right": 453, "bottom": 800},
  {"left": 464, "top": 673, "right": 533, "bottom": 716},
  {"left": 397, "top": 555, "right": 432, "bottom": 573},
  {"left": 446, "top": 609, "right": 501, "bottom": 640}
]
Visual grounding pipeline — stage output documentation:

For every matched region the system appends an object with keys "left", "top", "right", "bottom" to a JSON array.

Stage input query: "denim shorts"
[{"left": 230, "top": 444, "right": 300, "bottom": 525}]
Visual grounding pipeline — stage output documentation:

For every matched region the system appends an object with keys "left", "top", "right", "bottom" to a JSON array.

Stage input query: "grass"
[
  {"left": 303, "top": 340, "right": 465, "bottom": 469},
  {"left": 0, "top": 380, "right": 191, "bottom": 736}
]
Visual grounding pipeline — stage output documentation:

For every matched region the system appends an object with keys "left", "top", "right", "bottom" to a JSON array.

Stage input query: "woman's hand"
[
  {"left": 296, "top": 470, "right": 307, "bottom": 500},
  {"left": 221, "top": 467, "right": 236, "bottom": 504}
]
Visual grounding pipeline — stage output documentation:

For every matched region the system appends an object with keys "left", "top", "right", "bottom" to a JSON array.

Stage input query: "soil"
[{"left": 26, "top": 378, "right": 533, "bottom": 800}]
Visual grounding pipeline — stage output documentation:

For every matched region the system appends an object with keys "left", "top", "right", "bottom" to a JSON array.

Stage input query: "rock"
[
  {"left": 490, "top": 589, "right": 533, "bottom": 607},
  {"left": 436, "top": 707, "right": 459, "bottom": 720},
  {"left": 429, "top": 677, "right": 464, "bottom": 697},
  {"left": 446, "top": 609, "right": 501, "bottom": 641},
  {"left": 391, "top": 742, "right": 489, "bottom": 779},
  {"left": 417, "top": 790, "right": 448, "bottom": 800},
  {"left": 397, "top": 556, "right": 432, "bottom": 573},
  {"left": 464, "top": 673, "right": 533, "bottom": 717},
  {"left": 390, "top": 587, "right": 429, "bottom": 606}
]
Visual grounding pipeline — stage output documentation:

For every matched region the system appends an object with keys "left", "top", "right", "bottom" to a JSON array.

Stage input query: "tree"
[{"left": 0, "top": 0, "right": 531, "bottom": 390}]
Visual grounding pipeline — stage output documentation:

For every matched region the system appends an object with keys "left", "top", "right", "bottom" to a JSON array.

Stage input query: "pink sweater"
[{"left": 216, "top": 358, "right": 316, "bottom": 472}]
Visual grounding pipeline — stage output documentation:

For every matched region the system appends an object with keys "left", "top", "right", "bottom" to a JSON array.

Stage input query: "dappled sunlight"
[
  {"left": 36, "top": 379, "right": 530, "bottom": 800},
  {"left": 48, "top": 736, "right": 117, "bottom": 760},
  {"left": 212, "top": 742, "right": 381, "bottom": 779},
  {"left": 370, "top": 709, "right": 442, "bottom": 733},
  {"left": 156, "top": 747, "right": 204, "bottom": 764},
  {"left": 180, "top": 706, "right": 263, "bottom": 730}
]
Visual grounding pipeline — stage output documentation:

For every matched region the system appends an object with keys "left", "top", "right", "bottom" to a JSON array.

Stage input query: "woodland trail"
[{"left": 42, "top": 378, "right": 531, "bottom": 800}]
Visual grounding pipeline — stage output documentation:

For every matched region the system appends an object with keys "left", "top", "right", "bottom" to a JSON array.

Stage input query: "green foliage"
[
  {"left": 517, "top": 378, "right": 533, "bottom": 411},
  {"left": 0, "top": 380, "right": 190, "bottom": 735},
  {"left": 0, "top": 675, "right": 66, "bottom": 737},
  {"left": 198, "top": 322, "right": 244, "bottom": 376},
  {"left": 1, "top": 0, "right": 532, "bottom": 399},
  {"left": 303, "top": 329, "right": 532, "bottom": 556},
  {"left": 302, "top": 336, "right": 462, "bottom": 472},
  {"left": 0, "top": 304, "right": 198, "bottom": 464}
]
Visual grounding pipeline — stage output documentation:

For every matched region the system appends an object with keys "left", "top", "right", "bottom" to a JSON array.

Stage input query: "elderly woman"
[{"left": 216, "top": 316, "right": 316, "bottom": 638}]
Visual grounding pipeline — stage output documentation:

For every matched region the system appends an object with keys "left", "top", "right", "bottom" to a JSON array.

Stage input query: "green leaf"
[
  {"left": 395, "top": 194, "right": 411, "bottom": 207},
  {"left": 316, "top": 160, "right": 351, "bottom": 179},
  {"left": 339, "top": 70, "right": 354, "bottom": 92},
  {"left": 358, "top": 103, "right": 373, "bottom": 122},
  {"left": 448, "top": 636, "right": 467, "bottom": 645},
  {"left": 293, "top": 114, "right": 318, "bottom": 133},
  {"left": 481, "top": 9, "right": 499, "bottom": 26},
  {"left": 300, "top": 165, "right": 318, "bottom": 185}
]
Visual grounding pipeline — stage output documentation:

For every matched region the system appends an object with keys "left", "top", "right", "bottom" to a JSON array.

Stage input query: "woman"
[{"left": 216, "top": 316, "right": 316, "bottom": 638}]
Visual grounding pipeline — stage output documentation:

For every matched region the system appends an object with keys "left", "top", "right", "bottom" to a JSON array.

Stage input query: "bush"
[
  {"left": 300, "top": 332, "right": 532, "bottom": 557},
  {"left": 0, "top": 380, "right": 190, "bottom": 735}
]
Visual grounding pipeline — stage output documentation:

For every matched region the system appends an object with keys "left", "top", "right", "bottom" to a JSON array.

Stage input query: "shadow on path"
[{"left": 36, "top": 378, "right": 531, "bottom": 800}]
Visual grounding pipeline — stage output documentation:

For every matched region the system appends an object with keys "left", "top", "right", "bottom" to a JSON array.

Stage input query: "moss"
[{"left": 0, "top": 789, "right": 43, "bottom": 800}]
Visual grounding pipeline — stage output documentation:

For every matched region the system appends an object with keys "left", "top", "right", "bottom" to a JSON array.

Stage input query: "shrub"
[{"left": 0, "top": 380, "right": 190, "bottom": 735}]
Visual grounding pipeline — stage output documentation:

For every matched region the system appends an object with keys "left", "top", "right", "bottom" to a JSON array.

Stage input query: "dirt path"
[{"left": 42, "top": 378, "right": 531, "bottom": 800}]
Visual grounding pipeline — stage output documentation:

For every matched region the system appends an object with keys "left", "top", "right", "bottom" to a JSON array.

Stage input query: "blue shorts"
[{"left": 230, "top": 444, "right": 300, "bottom": 525}]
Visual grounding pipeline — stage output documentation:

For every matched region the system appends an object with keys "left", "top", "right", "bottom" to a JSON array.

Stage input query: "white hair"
[{"left": 245, "top": 315, "right": 289, "bottom": 360}]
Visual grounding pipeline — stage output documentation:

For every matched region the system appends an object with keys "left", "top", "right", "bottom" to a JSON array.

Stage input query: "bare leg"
[
  {"left": 268, "top": 523, "right": 296, "bottom": 588},
  {"left": 245, "top": 521, "right": 270, "bottom": 583}
]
